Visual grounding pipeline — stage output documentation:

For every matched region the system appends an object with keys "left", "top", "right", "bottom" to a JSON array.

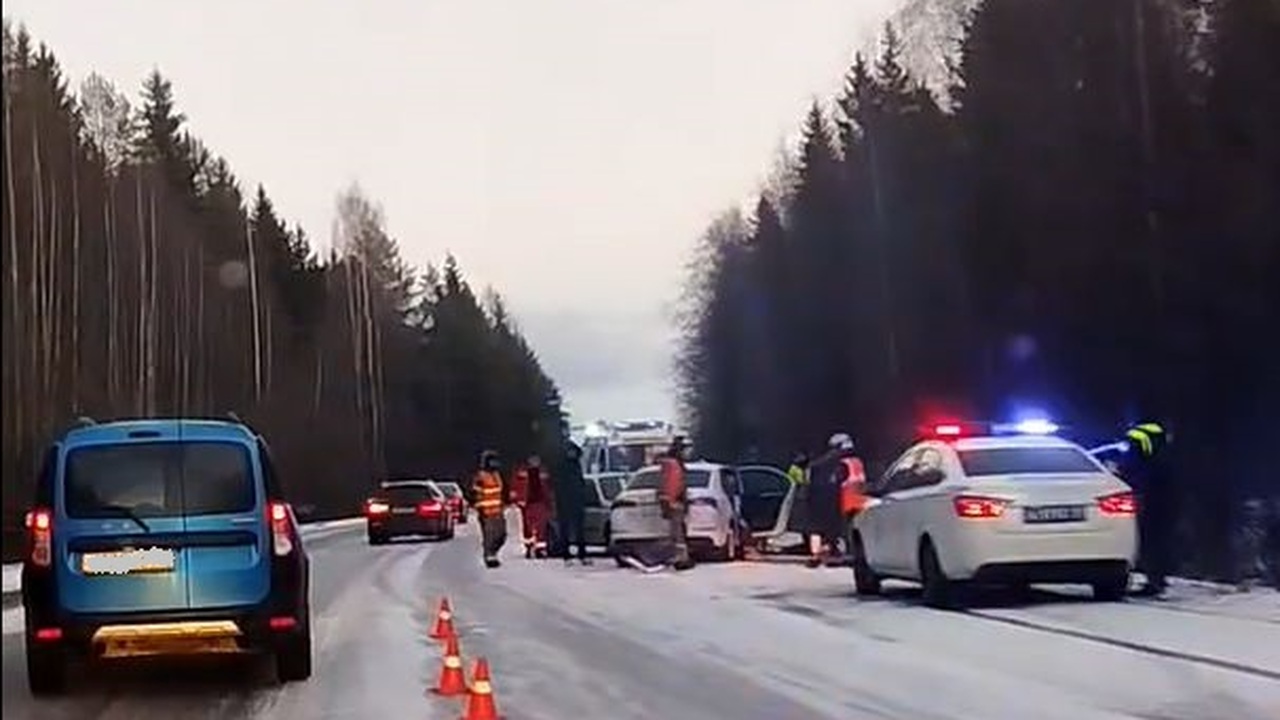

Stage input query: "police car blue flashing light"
[{"left": 1012, "top": 418, "right": 1059, "bottom": 435}]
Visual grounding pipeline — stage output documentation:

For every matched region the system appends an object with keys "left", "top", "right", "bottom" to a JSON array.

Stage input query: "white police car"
[{"left": 849, "top": 420, "right": 1138, "bottom": 608}]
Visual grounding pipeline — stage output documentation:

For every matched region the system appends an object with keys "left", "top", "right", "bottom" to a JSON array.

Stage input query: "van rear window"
[{"left": 64, "top": 442, "right": 256, "bottom": 518}]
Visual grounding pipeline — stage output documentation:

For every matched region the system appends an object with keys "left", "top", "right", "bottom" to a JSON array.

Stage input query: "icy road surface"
[{"left": 3, "top": 515, "right": 1278, "bottom": 720}]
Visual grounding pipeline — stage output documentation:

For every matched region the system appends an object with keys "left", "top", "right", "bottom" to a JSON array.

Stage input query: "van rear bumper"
[
  {"left": 22, "top": 556, "right": 309, "bottom": 658},
  {"left": 28, "top": 603, "right": 307, "bottom": 658}
]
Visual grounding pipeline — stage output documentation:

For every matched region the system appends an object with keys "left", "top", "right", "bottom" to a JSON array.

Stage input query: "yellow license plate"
[{"left": 82, "top": 547, "right": 176, "bottom": 575}]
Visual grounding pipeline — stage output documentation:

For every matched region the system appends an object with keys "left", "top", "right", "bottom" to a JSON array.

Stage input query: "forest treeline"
[
  {"left": 1, "top": 20, "right": 568, "bottom": 551},
  {"left": 677, "top": 0, "right": 1278, "bottom": 580}
]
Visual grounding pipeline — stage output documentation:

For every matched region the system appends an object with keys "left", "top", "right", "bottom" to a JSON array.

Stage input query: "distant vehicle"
[
  {"left": 849, "top": 421, "right": 1138, "bottom": 608},
  {"left": 435, "top": 481, "right": 469, "bottom": 523},
  {"left": 583, "top": 472, "right": 627, "bottom": 547},
  {"left": 364, "top": 480, "right": 456, "bottom": 544},
  {"left": 607, "top": 462, "right": 796, "bottom": 563},
  {"left": 580, "top": 419, "right": 684, "bottom": 475},
  {"left": 20, "top": 417, "right": 313, "bottom": 696}
]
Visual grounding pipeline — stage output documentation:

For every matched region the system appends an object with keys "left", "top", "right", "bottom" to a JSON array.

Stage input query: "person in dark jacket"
[
  {"left": 556, "top": 442, "right": 591, "bottom": 565},
  {"left": 805, "top": 434, "right": 853, "bottom": 568},
  {"left": 1117, "top": 422, "right": 1174, "bottom": 596}
]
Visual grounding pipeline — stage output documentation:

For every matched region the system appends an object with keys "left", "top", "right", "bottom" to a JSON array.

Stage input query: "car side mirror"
[{"left": 916, "top": 468, "right": 945, "bottom": 486}]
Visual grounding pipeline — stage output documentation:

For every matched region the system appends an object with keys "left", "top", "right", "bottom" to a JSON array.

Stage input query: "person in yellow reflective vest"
[
  {"left": 1116, "top": 422, "right": 1173, "bottom": 596},
  {"left": 473, "top": 450, "right": 509, "bottom": 569}
]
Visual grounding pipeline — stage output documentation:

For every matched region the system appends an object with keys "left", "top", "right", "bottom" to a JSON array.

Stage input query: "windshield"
[
  {"left": 958, "top": 447, "right": 1102, "bottom": 477},
  {"left": 64, "top": 442, "right": 255, "bottom": 518},
  {"left": 605, "top": 444, "right": 666, "bottom": 473}
]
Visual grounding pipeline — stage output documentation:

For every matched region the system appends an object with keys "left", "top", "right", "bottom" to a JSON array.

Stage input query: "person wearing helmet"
[
  {"left": 1115, "top": 421, "right": 1174, "bottom": 596},
  {"left": 658, "top": 436, "right": 695, "bottom": 571},
  {"left": 473, "top": 450, "right": 509, "bottom": 569},
  {"left": 804, "top": 434, "right": 857, "bottom": 568}
]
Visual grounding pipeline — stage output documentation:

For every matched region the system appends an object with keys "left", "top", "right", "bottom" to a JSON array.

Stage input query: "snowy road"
[{"left": 3, "top": 516, "right": 1278, "bottom": 720}]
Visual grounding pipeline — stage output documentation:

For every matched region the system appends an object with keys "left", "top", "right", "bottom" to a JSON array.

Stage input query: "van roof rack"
[{"left": 72, "top": 416, "right": 97, "bottom": 428}]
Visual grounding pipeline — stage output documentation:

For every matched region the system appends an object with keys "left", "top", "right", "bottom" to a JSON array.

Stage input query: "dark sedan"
[{"left": 365, "top": 480, "right": 456, "bottom": 544}]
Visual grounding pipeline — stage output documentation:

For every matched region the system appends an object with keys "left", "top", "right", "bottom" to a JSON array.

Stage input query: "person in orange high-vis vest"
[
  {"left": 838, "top": 453, "right": 869, "bottom": 518},
  {"left": 658, "top": 436, "right": 695, "bottom": 571},
  {"left": 473, "top": 450, "right": 508, "bottom": 569},
  {"left": 513, "top": 454, "right": 555, "bottom": 560}
]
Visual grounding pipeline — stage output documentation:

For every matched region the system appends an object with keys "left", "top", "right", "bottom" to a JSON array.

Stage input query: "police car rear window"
[
  {"left": 957, "top": 447, "right": 1100, "bottom": 477},
  {"left": 64, "top": 442, "right": 256, "bottom": 518},
  {"left": 626, "top": 470, "right": 711, "bottom": 490}
]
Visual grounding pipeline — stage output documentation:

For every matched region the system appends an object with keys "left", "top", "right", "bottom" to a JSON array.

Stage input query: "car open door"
[{"left": 735, "top": 465, "right": 795, "bottom": 539}]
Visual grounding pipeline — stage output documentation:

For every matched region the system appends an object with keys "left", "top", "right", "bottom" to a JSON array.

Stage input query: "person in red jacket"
[{"left": 513, "top": 454, "right": 555, "bottom": 559}]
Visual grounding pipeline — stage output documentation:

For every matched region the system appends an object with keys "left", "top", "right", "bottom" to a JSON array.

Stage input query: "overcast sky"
[{"left": 6, "top": 0, "right": 901, "bottom": 423}]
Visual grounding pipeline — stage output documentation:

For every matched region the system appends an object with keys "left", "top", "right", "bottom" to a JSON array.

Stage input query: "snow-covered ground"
[
  {"left": 3, "top": 513, "right": 1277, "bottom": 719},
  {"left": 1, "top": 517, "right": 364, "bottom": 596}
]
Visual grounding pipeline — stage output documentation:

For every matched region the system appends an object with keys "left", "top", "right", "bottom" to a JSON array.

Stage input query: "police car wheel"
[
  {"left": 849, "top": 532, "right": 881, "bottom": 596},
  {"left": 26, "top": 644, "right": 67, "bottom": 696},
  {"left": 920, "top": 539, "right": 961, "bottom": 609}
]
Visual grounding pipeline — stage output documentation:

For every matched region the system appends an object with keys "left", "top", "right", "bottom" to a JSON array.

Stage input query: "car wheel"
[
  {"left": 849, "top": 531, "right": 881, "bottom": 596},
  {"left": 25, "top": 643, "right": 67, "bottom": 697},
  {"left": 276, "top": 622, "right": 313, "bottom": 682},
  {"left": 919, "top": 539, "right": 961, "bottom": 609},
  {"left": 1091, "top": 572, "right": 1129, "bottom": 602}
]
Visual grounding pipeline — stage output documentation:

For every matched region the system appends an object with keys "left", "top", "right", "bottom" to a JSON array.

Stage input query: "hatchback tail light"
[
  {"left": 953, "top": 495, "right": 1008, "bottom": 519},
  {"left": 417, "top": 501, "right": 444, "bottom": 517},
  {"left": 365, "top": 499, "right": 390, "bottom": 517},
  {"left": 1097, "top": 491, "right": 1137, "bottom": 517},
  {"left": 26, "top": 507, "right": 53, "bottom": 568},
  {"left": 268, "top": 501, "right": 295, "bottom": 556}
]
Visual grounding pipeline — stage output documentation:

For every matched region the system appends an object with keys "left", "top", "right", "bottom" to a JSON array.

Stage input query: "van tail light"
[
  {"left": 417, "top": 501, "right": 443, "bottom": 517},
  {"left": 33, "top": 627, "right": 63, "bottom": 642},
  {"left": 26, "top": 507, "right": 53, "bottom": 568},
  {"left": 953, "top": 495, "right": 1008, "bottom": 519},
  {"left": 268, "top": 616, "right": 297, "bottom": 631},
  {"left": 1098, "top": 491, "right": 1137, "bottom": 517},
  {"left": 268, "top": 501, "right": 295, "bottom": 556}
]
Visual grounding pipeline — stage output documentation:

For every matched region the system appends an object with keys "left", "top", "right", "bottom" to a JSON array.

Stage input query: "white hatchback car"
[
  {"left": 850, "top": 430, "right": 1138, "bottom": 608},
  {"left": 608, "top": 462, "right": 796, "bottom": 562}
]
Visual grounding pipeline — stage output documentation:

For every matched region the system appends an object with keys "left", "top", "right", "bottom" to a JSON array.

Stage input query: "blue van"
[{"left": 21, "top": 417, "right": 312, "bottom": 696}]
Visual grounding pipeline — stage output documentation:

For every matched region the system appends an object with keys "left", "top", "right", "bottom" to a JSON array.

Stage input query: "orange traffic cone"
[
  {"left": 430, "top": 597, "right": 456, "bottom": 640},
  {"left": 460, "top": 657, "right": 503, "bottom": 720},
  {"left": 430, "top": 635, "right": 468, "bottom": 697}
]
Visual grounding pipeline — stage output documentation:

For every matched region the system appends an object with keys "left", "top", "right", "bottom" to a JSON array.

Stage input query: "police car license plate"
[
  {"left": 1023, "top": 505, "right": 1086, "bottom": 524},
  {"left": 82, "top": 547, "right": 175, "bottom": 575}
]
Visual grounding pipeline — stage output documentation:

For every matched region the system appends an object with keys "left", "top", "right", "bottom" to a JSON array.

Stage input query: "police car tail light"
[
  {"left": 1097, "top": 491, "right": 1137, "bottom": 517},
  {"left": 953, "top": 495, "right": 1008, "bottom": 519},
  {"left": 26, "top": 507, "right": 53, "bottom": 568},
  {"left": 268, "top": 501, "right": 295, "bottom": 556}
]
